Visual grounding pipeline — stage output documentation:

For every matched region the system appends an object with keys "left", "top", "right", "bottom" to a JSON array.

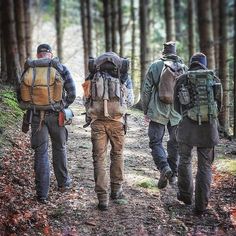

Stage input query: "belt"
[{"left": 33, "top": 110, "right": 59, "bottom": 116}]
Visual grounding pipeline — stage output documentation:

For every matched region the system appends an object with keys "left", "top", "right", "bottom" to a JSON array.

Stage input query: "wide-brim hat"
[{"left": 162, "top": 41, "right": 176, "bottom": 55}]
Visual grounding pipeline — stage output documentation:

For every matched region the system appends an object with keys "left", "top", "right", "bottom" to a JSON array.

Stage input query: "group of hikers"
[{"left": 17, "top": 42, "right": 222, "bottom": 216}]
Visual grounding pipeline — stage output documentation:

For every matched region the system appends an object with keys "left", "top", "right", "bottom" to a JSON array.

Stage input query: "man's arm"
[
  {"left": 124, "top": 75, "right": 134, "bottom": 107},
  {"left": 61, "top": 65, "right": 76, "bottom": 107},
  {"left": 141, "top": 66, "right": 154, "bottom": 115}
]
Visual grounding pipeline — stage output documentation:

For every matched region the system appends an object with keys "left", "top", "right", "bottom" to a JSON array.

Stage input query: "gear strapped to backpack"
[
  {"left": 178, "top": 70, "right": 221, "bottom": 125},
  {"left": 19, "top": 58, "right": 64, "bottom": 111},
  {"left": 83, "top": 52, "right": 129, "bottom": 119},
  {"left": 158, "top": 60, "right": 185, "bottom": 104}
]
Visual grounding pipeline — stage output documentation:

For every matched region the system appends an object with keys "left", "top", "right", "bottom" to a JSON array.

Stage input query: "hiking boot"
[
  {"left": 111, "top": 191, "right": 126, "bottom": 200},
  {"left": 36, "top": 196, "right": 48, "bottom": 204},
  {"left": 98, "top": 202, "right": 108, "bottom": 211},
  {"left": 58, "top": 179, "right": 72, "bottom": 192},
  {"left": 157, "top": 166, "right": 172, "bottom": 189},
  {"left": 169, "top": 175, "right": 177, "bottom": 186},
  {"left": 193, "top": 208, "right": 206, "bottom": 216},
  {"left": 177, "top": 193, "right": 192, "bottom": 205}
]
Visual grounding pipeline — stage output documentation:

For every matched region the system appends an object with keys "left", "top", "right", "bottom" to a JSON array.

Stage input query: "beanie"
[{"left": 190, "top": 52, "right": 207, "bottom": 67}]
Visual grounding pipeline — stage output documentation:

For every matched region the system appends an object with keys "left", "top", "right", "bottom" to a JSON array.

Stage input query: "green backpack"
[{"left": 179, "top": 70, "right": 220, "bottom": 125}]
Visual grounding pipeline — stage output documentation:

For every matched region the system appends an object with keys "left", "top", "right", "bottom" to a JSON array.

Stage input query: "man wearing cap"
[
  {"left": 141, "top": 42, "right": 187, "bottom": 189},
  {"left": 174, "top": 52, "right": 222, "bottom": 215},
  {"left": 19, "top": 44, "right": 76, "bottom": 203}
]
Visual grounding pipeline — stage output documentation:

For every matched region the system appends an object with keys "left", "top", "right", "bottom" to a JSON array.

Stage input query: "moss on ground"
[
  {"left": 137, "top": 178, "right": 158, "bottom": 191},
  {"left": 0, "top": 86, "right": 23, "bottom": 154},
  {"left": 215, "top": 157, "right": 236, "bottom": 175}
]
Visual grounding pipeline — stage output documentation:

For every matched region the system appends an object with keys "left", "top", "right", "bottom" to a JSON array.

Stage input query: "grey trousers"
[
  {"left": 178, "top": 143, "right": 214, "bottom": 211},
  {"left": 31, "top": 113, "right": 70, "bottom": 199}
]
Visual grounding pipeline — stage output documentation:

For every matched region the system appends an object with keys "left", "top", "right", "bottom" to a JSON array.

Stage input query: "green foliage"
[{"left": 0, "top": 88, "right": 23, "bottom": 129}]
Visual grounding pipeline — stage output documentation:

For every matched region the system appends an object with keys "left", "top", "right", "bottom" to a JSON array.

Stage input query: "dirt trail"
[{"left": 0, "top": 99, "right": 235, "bottom": 235}]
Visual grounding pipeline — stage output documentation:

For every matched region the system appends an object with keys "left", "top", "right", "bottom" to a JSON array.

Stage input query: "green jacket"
[{"left": 142, "top": 54, "right": 186, "bottom": 126}]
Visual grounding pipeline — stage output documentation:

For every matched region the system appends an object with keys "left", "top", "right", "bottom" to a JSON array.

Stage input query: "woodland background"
[
  {"left": 0, "top": 0, "right": 236, "bottom": 135},
  {"left": 0, "top": 1, "right": 236, "bottom": 235}
]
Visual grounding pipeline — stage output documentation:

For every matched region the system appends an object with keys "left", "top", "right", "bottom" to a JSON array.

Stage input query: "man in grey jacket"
[{"left": 142, "top": 42, "right": 187, "bottom": 189}]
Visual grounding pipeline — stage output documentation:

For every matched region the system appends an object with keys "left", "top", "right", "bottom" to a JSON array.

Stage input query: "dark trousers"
[
  {"left": 31, "top": 113, "right": 70, "bottom": 199},
  {"left": 178, "top": 143, "right": 214, "bottom": 211},
  {"left": 148, "top": 121, "right": 179, "bottom": 174}
]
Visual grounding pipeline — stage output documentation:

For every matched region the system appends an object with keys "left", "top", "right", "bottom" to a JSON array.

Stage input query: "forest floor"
[{"left": 0, "top": 98, "right": 236, "bottom": 236}]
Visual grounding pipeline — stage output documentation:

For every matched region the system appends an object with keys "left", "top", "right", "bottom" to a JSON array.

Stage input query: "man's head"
[
  {"left": 162, "top": 41, "right": 176, "bottom": 56},
  {"left": 190, "top": 52, "right": 207, "bottom": 68},
  {"left": 37, "top": 44, "right": 53, "bottom": 59}
]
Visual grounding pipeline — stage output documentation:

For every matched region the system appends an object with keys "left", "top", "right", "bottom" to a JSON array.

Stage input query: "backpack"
[
  {"left": 158, "top": 60, "right": 185, "bottom": 104},
  {"left": 19, "top": 58, "right": 64, "bottom": 111},
  {"left": 179, "top": 70, "right": 220, "bottom": 125},
  {"left": 84, "top": 52, "right": 129, "bottom": 119}
]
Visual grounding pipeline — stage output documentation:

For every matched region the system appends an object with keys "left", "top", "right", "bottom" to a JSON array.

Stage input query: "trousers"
[
  {"left": 31, "top": 112, "right": 70, "bottom": 199},
  {"left": 148, "top": 121, "right": 179, "bottom": 174},
  {"left": 178, "top": 143, "right": 214, "bottom": 211},
  {"left": 91, "top": 119, "right": 125, "bottom": 203}
]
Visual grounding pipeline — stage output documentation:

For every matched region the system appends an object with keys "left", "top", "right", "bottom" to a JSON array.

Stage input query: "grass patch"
[
  {"left": 215, "top": 157, "right": 236, "bottom": 175},
  {"left": 137, "top": 178, "right": 157, "bottom": 190}
]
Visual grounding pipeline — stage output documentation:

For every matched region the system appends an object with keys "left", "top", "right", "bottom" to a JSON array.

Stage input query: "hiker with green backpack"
[
  {"left": 82, "top": 52, "right": 134, "bottom": 211},
  {"left": 174, "top": 52, "right": 222, "bottom": 215},
  {"left": 141, "top": 42, "right": 187, "bottom": 190},
  {"left": 18, "top": 44, "right": 76, "bottom": 204}
]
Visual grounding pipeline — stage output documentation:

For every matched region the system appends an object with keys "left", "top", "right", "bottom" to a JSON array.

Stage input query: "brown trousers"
[{"left": 91, "top": 119, "right": 125, "bottom": 203}]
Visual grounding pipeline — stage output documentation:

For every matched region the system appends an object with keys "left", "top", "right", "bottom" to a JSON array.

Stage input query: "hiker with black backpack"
[
  {"left": 141, "top": 42, "right": 187, "bottom": 189},
  {"left": 82, "top": 52, "right": 134, "bottom": 211},
  {"left": 174, "top": 53, "right": 222, "bottom": 215},
  {"left": 18, "top": 44, "right": 76, "bottom": 204}
]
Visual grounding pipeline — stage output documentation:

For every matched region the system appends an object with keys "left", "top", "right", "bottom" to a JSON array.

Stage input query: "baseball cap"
[{"left": 37, "top": 44, "right": 52, "bottom": 54}]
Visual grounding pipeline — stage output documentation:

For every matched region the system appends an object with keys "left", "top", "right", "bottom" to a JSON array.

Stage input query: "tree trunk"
[
  {"left": 164, "top": 0, "right": 176, "bottom": 41},
  {"left": 2, "top": 0, "right": 21, "bottom": 85},
  {"left": 197, "top": 0, "right": 215, "bottom": 69},
  {"left": 86, "top": 0, "right": 93, "bottom": 57},
  {"left": 234, "top": 0, "right": 236, "bottom": 137},
  {"left": 14, "top": 0, "right": 26, "bottom": 69},
  {"left": 103, "top": 0, "right": 111, "bottom": 51},
  {"left": 80, "top": 0, "right": 88, "bottom": 76},
  {"left": 118, "top": 0, "right": 123, "bottom": 56},
  {"left": 188, "top": 0, "right": 195, "bottom": 58},
  {"left": 55, "top": 0, "right": 63, "bottom": 60},
  {"left": 131, "top": 0, "right": 136, "bottom": 79},
  {"left": 175, "top": 0, "right": 181, "bottom": 41},
  {"left": 218, "top": 0, "right": 229, "bottom": 133},
  {"left": 24, "top": 0, "right": 32, "bottom": 58},
  {"left": 111, "top": 0, "right": 118, "bottom": 53},
  {"left": 211, "top": 0, "right": 219, "bottom": 74},
  {"left": 139, "top": 0, "right": 149, "bottom": 93},
  {"left": 0, "top": 1, "right": 7, "bottom": 83}
]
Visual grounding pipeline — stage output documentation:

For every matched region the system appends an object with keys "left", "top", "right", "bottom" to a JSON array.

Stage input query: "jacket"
[
  {"left": 174, "top": 64, "right": 222, "bottom": 147},
  {"left": 142, "top": 54, "right": 186, "bottom": 126}
]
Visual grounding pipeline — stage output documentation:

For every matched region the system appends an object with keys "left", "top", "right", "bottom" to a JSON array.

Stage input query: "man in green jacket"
[{"left": 142, "top": 42, "right": 187, "bottom": 189}]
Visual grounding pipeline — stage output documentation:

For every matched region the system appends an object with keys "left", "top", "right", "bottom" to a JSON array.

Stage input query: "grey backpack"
[{"left": 87, "top": 52, "right": 129, "bottom": 119}]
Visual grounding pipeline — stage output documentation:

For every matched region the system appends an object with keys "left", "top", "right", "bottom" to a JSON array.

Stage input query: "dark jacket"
[{"left": 174, "top": 64, "right": 222, "bottom": 147}]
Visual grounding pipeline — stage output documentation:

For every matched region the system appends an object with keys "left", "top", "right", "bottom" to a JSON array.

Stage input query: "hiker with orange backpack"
[
  {"left": 82, "top": 52, "right": 134, "bottom": 211},
  {"left": 18, "top": 44, "right": 76, "bottom": 203},
  {"left": 141, "top": 42, "right": 187, "bottom": 189}
]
